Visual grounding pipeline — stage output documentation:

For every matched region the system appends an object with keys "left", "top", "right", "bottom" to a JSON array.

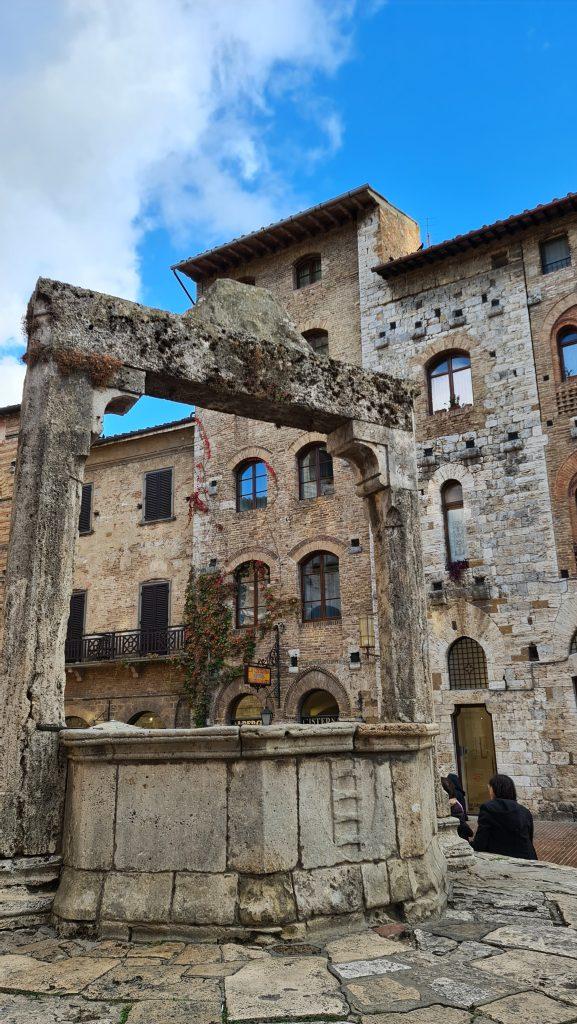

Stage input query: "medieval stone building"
[
  {"left": 0, "top": 410, "right": 194, "bottom": 727},
  {"left": 173, "top": 185, "right": 577, "bottom": 817}
]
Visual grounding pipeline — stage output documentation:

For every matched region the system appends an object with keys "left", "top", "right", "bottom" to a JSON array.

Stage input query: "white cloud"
[
  {"left": 0, "top": 356, "right": 26, "bottom": 407},
  {"left": 0, "top": 0, "right": 356, "bottom": 401}
]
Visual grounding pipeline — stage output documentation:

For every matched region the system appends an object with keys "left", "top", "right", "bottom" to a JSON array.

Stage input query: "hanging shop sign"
[{"left": 244, "top": 664, "right": 272, "bottom": 687}]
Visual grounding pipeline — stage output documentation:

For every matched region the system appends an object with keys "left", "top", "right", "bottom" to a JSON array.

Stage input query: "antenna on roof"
[
  {"left": 171, "top": 267, "right": 196, "bottom": 306},
  {"left": 425, "top": 217, "right": 431, "bottom": 248}
]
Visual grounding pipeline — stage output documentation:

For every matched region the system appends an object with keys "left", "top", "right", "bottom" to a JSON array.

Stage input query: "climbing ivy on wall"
[{"left": 182, "top": 414, "right": 297, "bottom": 727}]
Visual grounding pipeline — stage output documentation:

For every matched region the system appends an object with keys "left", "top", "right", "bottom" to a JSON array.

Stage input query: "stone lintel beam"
[
  {"left": 27, "top": 277, "right": 416, "bottom": 435},
  {"left": 328, "top": 421, "right": 432, "bottom": 725}
]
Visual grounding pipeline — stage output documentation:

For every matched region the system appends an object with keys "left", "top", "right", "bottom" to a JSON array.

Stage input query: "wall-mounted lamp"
[
  {"left": 260, "top": 706, "right": 273, "bottom": 727},
  {"left": 359, "top": 615, "right": 376, "bottom": 659}
]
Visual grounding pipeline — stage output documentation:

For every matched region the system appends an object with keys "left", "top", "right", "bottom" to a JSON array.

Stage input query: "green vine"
[{"left": 179, "top": 562, "right": 298, "bottom": 727}]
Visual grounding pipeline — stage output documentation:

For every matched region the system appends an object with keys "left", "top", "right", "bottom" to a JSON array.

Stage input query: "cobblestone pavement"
[{"left": 1, "top": 854, "right": 577, "bottom": 1023}]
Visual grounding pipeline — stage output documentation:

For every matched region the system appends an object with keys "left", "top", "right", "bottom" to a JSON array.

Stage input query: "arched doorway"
[
  {"left": 229, "top": 694, "right": 262, "bottom": 726},
  {"left": 299, "top": 689, "right": 340, "bottom": 724},
  {"left": 129, "top": 711, "right": 165, "bottom": 729},
  {"left": 65, "top": 715, "right": 89, "bottom": 729}
]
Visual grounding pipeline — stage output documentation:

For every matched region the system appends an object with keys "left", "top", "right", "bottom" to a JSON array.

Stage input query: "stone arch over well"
[{"left": 283, "top": 667, "right": 352, "bottom": 721}]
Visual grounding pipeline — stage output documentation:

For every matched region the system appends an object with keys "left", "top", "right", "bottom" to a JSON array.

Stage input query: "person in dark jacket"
[
  {"left": 472, "top": 773, "right": 537, "bottom": 860},
  {"left": 447, "top": 771, "right": 468, "bottom": 819},
  {"left": 441, "top": 776, "right": 473, "bottom": 841}
]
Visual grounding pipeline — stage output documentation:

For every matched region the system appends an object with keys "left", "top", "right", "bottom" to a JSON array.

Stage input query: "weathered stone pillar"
[
  {"left": 327, "top": 421, "right": 432, "bottom": 723},
  {"left": 0, "top": 345, "right": 143, "bottom": 862}
]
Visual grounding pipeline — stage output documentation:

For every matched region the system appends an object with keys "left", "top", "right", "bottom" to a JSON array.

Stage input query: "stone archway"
[{"left": 283, "top": 667, "right": 352, "bottom": 721}]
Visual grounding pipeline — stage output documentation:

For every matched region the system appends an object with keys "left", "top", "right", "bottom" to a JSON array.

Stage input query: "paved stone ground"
[
  {"left": 1, "top": 854, "right": 577, "bottom": 1023},
  {"left": 534, "top": 821, "right": 577, "bottom": 868}
]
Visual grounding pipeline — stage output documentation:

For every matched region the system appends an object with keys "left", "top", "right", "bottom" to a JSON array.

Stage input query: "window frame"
[
  {"left": 235, "top": 459, "right": 268, "bottom": 512},
  {"left": 234, "top": 561, "right": 270, "bottom": 629},
  {"left": 297, "top": 443, "right": 334, "bottom": 500},
  {"left": 448, "top": 636, "right": 489, "bottom": 690},
  {"left": 143, "top": 466, "right": 174, "bottom": 523},
  {"left": 558, "top": 325, "right": 577, "bottom": 381},
  {"left": 302, "top": 328, "right": 329, "bottom": 357},
  {"left": 540, "top": 234, "right": 571, "bottom": 275},
  {"left": 427, "top": 350, "right": 472, "bottom": 414},
  {"left": 300, "top": 550, "right": 342, "bottom": 623},
  {"left": 294, "top": 254, "right": 322, "bottom": 290},
  {"left": 441, "top": 480, "right": 466, "bottom": 564}
]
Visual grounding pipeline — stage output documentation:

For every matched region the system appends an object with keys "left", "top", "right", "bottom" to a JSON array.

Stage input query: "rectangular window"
[
  {"left": 65, "top": 591, "right": 86, "bottom": 663},
  {"left": 541, "top": 235, "right": 571, "bottom": 275},
  {"left": 78, "top": 483, "right": 93, "bottom": 534},
  {"left": 140, "top": 581, "right": 170, "bottom": 654},
  {"left": 144, "top": 468, "right": 173, "bottom": 521}
]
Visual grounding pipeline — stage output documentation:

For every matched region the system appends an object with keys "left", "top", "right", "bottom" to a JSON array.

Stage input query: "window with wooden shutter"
[
  {"left": 139, "top": 581, "right": 170, "bottom": 654},
  {"left": 144, "top": 468, "right": 173, "bottom": 521},
  {"left": 65, "top": 592, "right": 86, "bottom": 662},
  {"left": 78, "top": 483, "right": 93, "bottom": 534}
]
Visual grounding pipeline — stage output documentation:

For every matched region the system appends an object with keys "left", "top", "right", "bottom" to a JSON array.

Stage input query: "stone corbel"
[
  {"left": 91, "top": 369, "right": 146, "bottom": 438},
  {"left": 327, "top": 420, "right": 417, "bottom": 497}
]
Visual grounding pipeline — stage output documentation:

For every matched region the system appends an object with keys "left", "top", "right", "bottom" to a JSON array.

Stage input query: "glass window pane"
[
  {"left": 562, "top": 340, "right": 577, "bottom": 379},
  {"left": 430, "top": 359, "right": 449, "bottom": 377},
  {"left": 431, "top": 374, "right": 451, "bottom": 412},
  {"left": 453, "top": 366, "right": 473, "bottom": 406},
  {"left": 447, "top": 507, "right": 467, "bottom": 562},
  {"left": 451, "top": 354, "right": 471, "bottom": 371}
]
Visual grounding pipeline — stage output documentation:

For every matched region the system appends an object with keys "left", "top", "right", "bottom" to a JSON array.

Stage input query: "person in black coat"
[
  {"left": 447, "top": 771, "right": 468, "bottom": 819},
  {"left": 441, "top": 776, "right": 473, "bottom": 841},
  {"left": 472, "top": 773, "right": 537, "bottom": 860}
]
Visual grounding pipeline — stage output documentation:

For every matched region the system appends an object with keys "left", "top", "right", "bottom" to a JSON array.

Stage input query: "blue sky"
[{"left": 2, "top": 1, "right": 576, "bottom": 434}]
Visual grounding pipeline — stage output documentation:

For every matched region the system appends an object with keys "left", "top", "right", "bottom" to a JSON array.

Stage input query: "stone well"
[{"left": 53, "top": 721, "right": 446, "bottom": 940}]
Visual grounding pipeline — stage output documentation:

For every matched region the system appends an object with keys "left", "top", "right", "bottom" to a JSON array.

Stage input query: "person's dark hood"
[
  {"left": 484, "top": 798, "right": 527, "bottom": 834},
  {"left": 448, "top": 773, "right": 466, "bottom": 800}
]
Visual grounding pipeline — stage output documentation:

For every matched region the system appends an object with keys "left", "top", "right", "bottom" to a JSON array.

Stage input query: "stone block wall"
[
  {"left": 0, "top": 411, "right": 195, "bottom": 728},
  {"left": 357, "top": 209, "right": 577, "bottom": 815},
  {"left": 53, "top": 722, "right": 445, "bottom": 938}
]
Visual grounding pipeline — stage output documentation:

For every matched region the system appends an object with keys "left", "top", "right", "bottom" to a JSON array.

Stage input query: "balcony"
[{"left": 65, "top": 626, "right": 186, "bottom": 665}]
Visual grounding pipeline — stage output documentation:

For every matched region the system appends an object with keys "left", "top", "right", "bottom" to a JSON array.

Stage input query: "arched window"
[
  {"left": 558, "top": 326, "right": 577, "bottom": 380},
  {"left": 295, "top": 255, "right": 321, "bottom": 290},
  {"left": 303, "top": 329, "right": 329, "bottom": 356},
  {"left": 236, "top": 460, "right": 268, "bottom": 512},
  {"left": 299, "top": 689, "right": 340, "bottom": 724},
  {"left": 428, "top": 352, "right": 473, "bottom": 413},
  {"left": 448, "top": 637, "right": 488, "bottom": 689},
  {"left": 235, "top": 561, "right": 270, "bottom": 628},
  {"left": 129, "top": 711, "right": 166, "bottom": 728},
  {"left": 230, "top": 694, "right": 262, "bottom": 725},
  {"left": 65, "top": 716, "right": 89, "bottom": 729},
  {"left": 442, "top": 480, "right": 467, "bottom": 563},
  {"left": 298, "top": 443, "right": 334, "bottom": 499},
  {"left": 301, "top": 551, "right": 341, "bottom": 621},
  {"left": 570, "top": 630, "right": 577, "bottom": 655}
]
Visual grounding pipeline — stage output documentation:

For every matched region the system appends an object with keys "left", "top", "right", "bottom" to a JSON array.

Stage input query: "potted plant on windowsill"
[
  {"left": 448, "top": 394, "right": 461, "bottom": 411},
  {"left": 447, "top": 559, "right": 469, "bottom": 583}
]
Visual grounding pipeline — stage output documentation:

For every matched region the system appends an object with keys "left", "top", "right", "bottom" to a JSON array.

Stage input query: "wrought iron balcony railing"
[{"left": 65, "top": 625, "right": 186, "bottom": 665}]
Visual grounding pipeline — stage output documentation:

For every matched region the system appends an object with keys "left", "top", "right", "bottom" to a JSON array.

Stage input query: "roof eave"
[{"left": 173, "top": 185, "right": 398, "bottom": 283}]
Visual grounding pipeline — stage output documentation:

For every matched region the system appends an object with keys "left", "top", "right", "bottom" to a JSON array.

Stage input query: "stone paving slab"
[
  {"left": 224, "top": 955, "right": 347, "bottom": 1021},
  {"left": 361, "top": 1009, "right": 472, "bottom": 1024},
  {"left": 326, "top": 931, "right": 409, "bottom": 963},
  {"left": 345, "top": 961, "right": 529, "bottom": 1015},
  {"left": 477, "top": 990, "right": 577, "bottom": 1024},
  {"left": 127, "top": 996, "right": 222, "bottom": 1023},
  {"left": 484, "top": 923, "right": 577, "bottom": 959},
  {"left": 83, "top": 962, "right": 222, "bottom": 1005},
  {"left": 0, "top": 994, "right": 121, "bottom": 1023},
  {"left": 552, "top": 893, "right": 577, "bottom": 927},
  {"left": 0, "top": 954, "right": 120, "bottom": 995}
]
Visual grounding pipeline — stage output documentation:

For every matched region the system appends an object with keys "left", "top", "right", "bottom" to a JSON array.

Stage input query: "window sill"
[
  {"left": 139, "top": 516, "right": 176, "bottom": 526},
  {"left": 301, "top": 617, "right": 342, "bottom": 627}
]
